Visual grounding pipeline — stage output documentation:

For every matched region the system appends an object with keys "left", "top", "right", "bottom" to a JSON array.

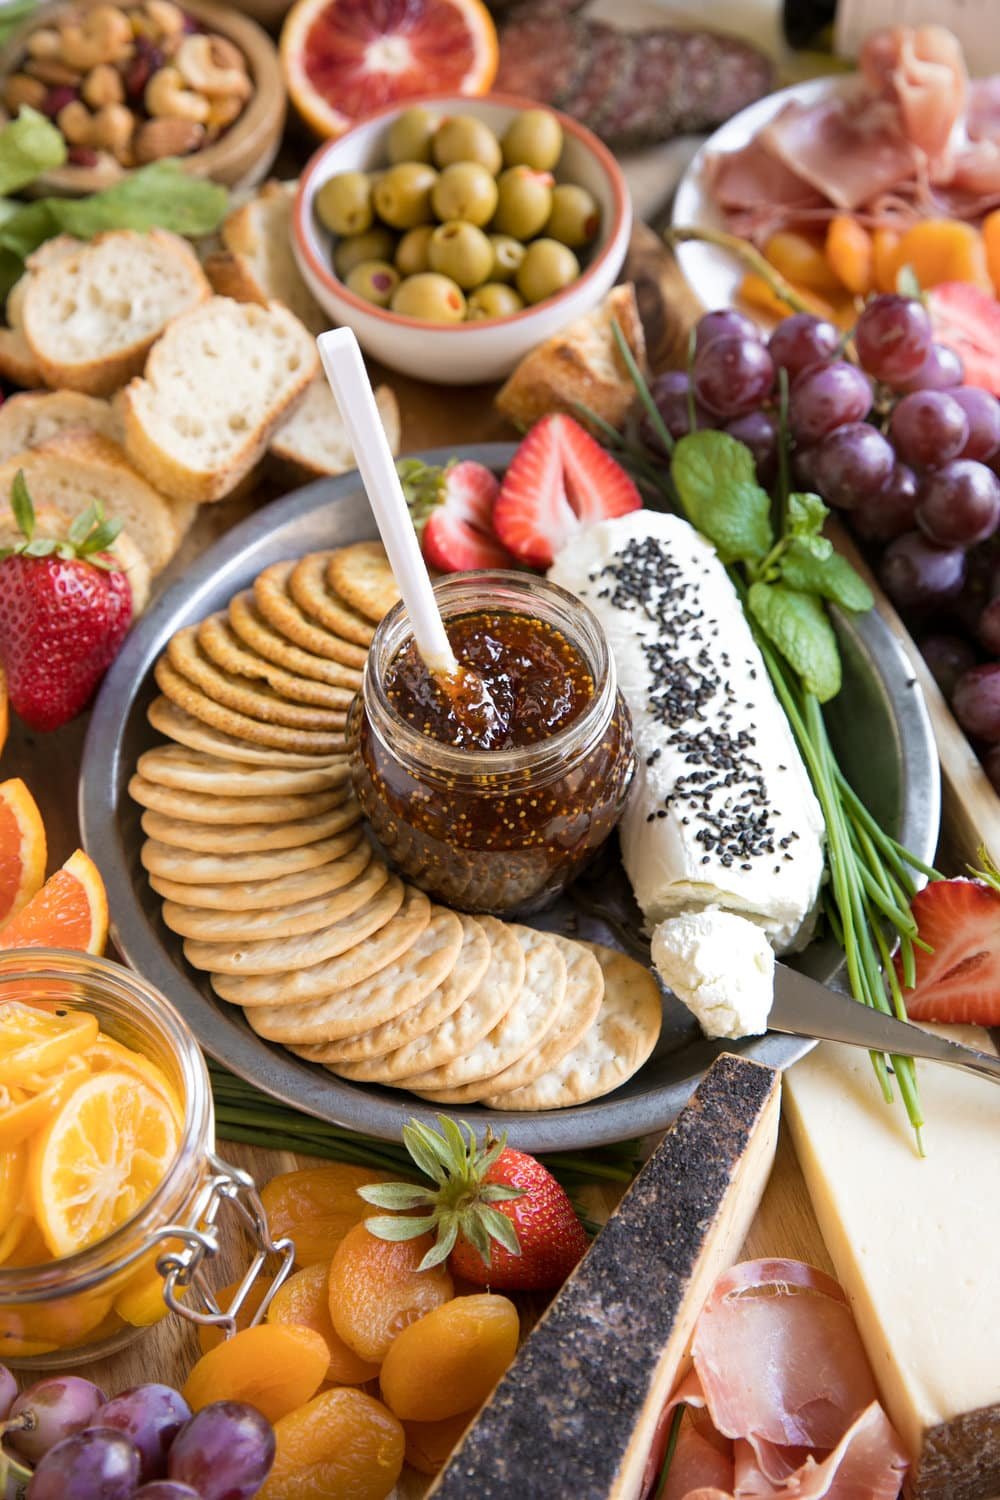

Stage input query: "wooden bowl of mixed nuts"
[{"left": 0, "top": 0, "right": 285, "bottom": 193}]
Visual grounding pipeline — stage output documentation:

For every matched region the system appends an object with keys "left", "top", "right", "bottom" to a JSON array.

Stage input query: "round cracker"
[
  {"left": 137, "top": 744, "right": 350, "bottom": 798},
  {"left": 161, "top": 858, "right": 390, "bottom": 941},
  {"left": 148, "top": 829, "right": 369, "bottom": 910},
  {"left": 141, "top": 830, "right": 359, "bottom": 884},
  {"left": 140, "top": 798, "right": 361, "bottom": 854},
  {"left": 168, "top": 626, "right": 349, "bottom": 732},
  {"left": 331, "top": 916, "right": 524, "bottom": 1084},
  {"left": 326, "top": 542, "right": 399, "bottom": 624},
  {"left": 214, "top": 884, "right": 432, "bottom": 1005},
  {"left": 228, "top": 592, "right": 364, "bottom": 688},
  {"left": 254, "top": 561, "right": 368, "bottom": 668},
  {"left": 129, "top": 773, "right": 347, "bottom": 826},
  {"left": 290, "top": 552, "right": 376, "bottom": 647},
  {"left": 184, "top": 875, "right": 405, "bottom": 975},
  {"left": 250, "top": 906, "right": 464, "bottom": 1044},
  {"left": 198, "top": 613, "right": 357, "bottom": 710},
  {"left": 154, "top": 658, "right": 347, "bottom": 756},
  {"left": 300, "top": 914, "right": 491, "bottom": 1062},
  {"left": 482, "top": 943, "right": 663, "bottom": 1111},
  {"left": 147, "top": 698, "right": 343, "bottom": 769}
]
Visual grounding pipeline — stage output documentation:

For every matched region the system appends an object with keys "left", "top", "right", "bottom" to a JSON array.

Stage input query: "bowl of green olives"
[{"left": 292, "top": 93, "right": 631, "bottom": 384}]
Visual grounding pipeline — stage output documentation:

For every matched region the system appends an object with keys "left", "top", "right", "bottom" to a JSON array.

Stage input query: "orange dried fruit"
[
  {"left": 0, "top": 848, "right": 108, "bottom": 954},
  {"left": 738, "top": 272, "right": 851, "bottom": 328},
  {"left": 197, "top": 1275, "right": 271, "bottom": 1355},
  {"left": 872, "top": 228, "right": 903, "bottom": 292},
  {"left": 894, "top": 219, "right": 992, "bottom": 291},
  {"left": 260, "top": 1163, "right": 393, "bottom": 1268},
  {"left": 267, "top": 1261, "right": 380, "bottom": 1384},
  {"left": 182, "top": 1322, "right": 329, "bottom": 1424},
  {"left": 258, "top": 1386, "right": 404, "bottom": 1500},
  {"left": 379, "top": 1293, "right": 519, "bottom": 1421},
  {"left": 982, "top": 208, "right": 1000, "bottom": 295},
  {"left": 328, "top": 1224, "right": 453, "bottom": 1363},
  {"left": 404, "top": 1411, "right": 476, "bottom": 1475},
  {"left": 0, "top": 778, "right": 46, "bottom": 927},
  {"left": 825, "top": 215, "right": 873, "bottom": 295},
  {"left": 764, "top": 231, "right": 844, "bottom": 295}
]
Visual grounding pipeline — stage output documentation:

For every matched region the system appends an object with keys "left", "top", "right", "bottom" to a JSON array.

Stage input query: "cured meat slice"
[
  {"left": 705, "top": 138, "right": 823, "bottom": 214},
  {"left": 859, "top": 25, "right": 967, "bottom": 162},
  {"left": 760, "top": 95, "right": 916, "bottom": 211},
  {"left": 566, "top": 22, "right": 634, "bottom": 139},
  {"left": 968, "top": 76, "right": 1000, "bottom": 140},
  {"left": 494, "top": 5, "right": 590, "bottom": 108}
]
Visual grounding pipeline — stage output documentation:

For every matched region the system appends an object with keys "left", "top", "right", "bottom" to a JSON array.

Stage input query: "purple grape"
[
  {"left": 810, "top": 422, "right": 894, "bottom": 509},
  {"left": 951, "top": 386, "right": 1000, "bottom": 462},
  {"left": 7, "top": 1377, "right": 106, "bottom": 1465},
  {"left": 691, "top": 335, "right": 775, "bottom": 417},
  {"left": 854, "top": 294, "right": 933, "bottom": 384},
  {"left": 896, "top": 342, "right": 964, "bottom": 392},
  {"left": 985, "top": 743, "right": 1000, "bottom": 792},
  {"left": 953, "top": 663, "right": 1000, "bottom": 741},
  {"left": 694, "top": 308, "right": 761, "bottom": 353},
  {"left": 0, "top": 1363, "right": 15, "bottom": 1422},
  {"left": 852, "top": 463, "right": 919, "bottom": 541},
  {"left": 768, "top": 313, "right": 840, "bottom": 382},
  {"left": 639, "top": 370, "right": 712, "bottom": 454},
  {"left": 26, "top": 1428, "right": 140, "bottom": 1500},
  {"left": 168, "top": 1401, "right": 275, "bottom": 1500},
  {"left": 916, "top": 459, "right": 1000, "bottom": 547},
  {"left": 793, "top": 443, "right": 821, "bottom": 491},
  {"left": 99, "top": 1385, "right": 191, "bottom": 1483},
  {"left": 135, "top": 1486, "right": 202, "bottom": 1499},
  {"left": 919, "top": 634, "right": 978, "bottom": 699},
  {"left": 880, "top": 530, "right": 966, "bottom": 608},
  {"left": 723, "top": 409, "right": 779, "bottom": 486},
  {"left": 978, "top": 597, "right": 1000, "bottom": 655},
  {"left": 789, "top": 361, "right": 873, "bottom": 443},
  {"left": 889, "top": 390, "right": 969, "bottom": 469}
]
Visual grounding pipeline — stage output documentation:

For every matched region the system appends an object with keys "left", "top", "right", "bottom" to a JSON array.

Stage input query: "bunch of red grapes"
[{"left": 642, "top": 297, "right": 1000, "bottom": 793}]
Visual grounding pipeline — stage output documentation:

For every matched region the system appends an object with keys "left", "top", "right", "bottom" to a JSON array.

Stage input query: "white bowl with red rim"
[{"left": 292, "top": 92, "right": 632, "bottom": 385}]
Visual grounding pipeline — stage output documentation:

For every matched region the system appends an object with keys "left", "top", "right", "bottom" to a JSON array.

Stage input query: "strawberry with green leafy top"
[
  {"left": 360, "top": 1116, "right": 589, "bottom": 1291},
  {"left": 399, "top": 457, "right": 514, "bottom": 573}
]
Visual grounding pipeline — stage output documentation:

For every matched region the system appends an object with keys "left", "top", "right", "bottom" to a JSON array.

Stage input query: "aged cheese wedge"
[
  {"left": 429, "top": 1053, "right": 780, "bottom": 1500},
  {"left": 784, "top": 1032, "right": 1000, "bottom": 1500}
]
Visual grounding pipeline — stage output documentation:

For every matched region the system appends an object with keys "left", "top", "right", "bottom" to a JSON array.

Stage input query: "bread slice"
[
  {"left": 205, "top": 182, "right": 328, "bottom": 336},
  {"left": 0, "top": 391, "right": 121, "bottom": 461},
  {"left": 22, "top": 229, "right": 211, "bottom": 397},
  {"left": 0, "top": 501, "right": 151, "bottom": 613},
  {"left": 119, "top": 297, "right": 320, "bottom": 504},
  {"left": 0, "top": 430, "right": 179, "bottom": 574},
  {"left": 269, "top": 374, "right": 401, "bottom": 479},
  {"left": 495, "top": 283, "right": 647, "bottom": 431},
  {"left": 0, "top": 328, "right": 42, "bottom": 388}
]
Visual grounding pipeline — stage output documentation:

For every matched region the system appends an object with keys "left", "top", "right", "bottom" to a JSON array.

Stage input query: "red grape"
[
  {"left": 768, "top": 313, "right": 840, "bottom": 381},
  {"left": 692, "top": 335, "right": 775, "bottom": 417},
  {"left": 810, "top": 422, "right": 894, "bottom": 509},
  {"left": 8, "top": 1378, "right": 106, "bottom": 1464},
  {"left": 694, "top": 308, "right": 761, "bottom": 352},
  {"left": 135, "top": 1486, "right": 201, "bottom": 1499},
  {"left": 640, "top": 370, "right": 713, "bottom": 453},
  {"left": 789, "top": 361, "right": 873, "bottom": 443},
  {"left": 99, "top": 1385, "right": 191, "bottom": 1483},
  {"left": 889, "top": 390, "right": 969, "bottom": 470},
  {"left": 919, "top": 634, "right": 978, "bottom": 699},
  {"left": 168, "top": 1401, "right": 275, "bottom": 1500},
  {"left": 953, "top": 663, "right": 1000, "bottom": 741},
  {"left": 916, "top": 460, "right": 1000, "bottom": 547},
  {"left": 724, "top": 410, "right": 779, "bottom": 486},
  {"left": 952, "top": 386, "right": 1000, "bottom": 462},
  {"left": 985, "top": 743, "right": 1000, "bottom": 792},
  {"left": 978, "top": 596, "right": 1000, "bottom": 654},
  {"left": 851, "top": 463, "right": 919, "bottom": 541},
  {"left": 793, "top": 444, "right": 821, "bottom": 490},
  {"left": 854, "top": 294, "right": 932, "bottom": 384},
  {"left": 26, "top": 1429, "right": 140, "bottom": 1500},
  {"left": 895, "top": 342, "right": 964, "bottom": 392},
  {"left": 880, "top": 530, "right": 966, "bottom": 608}
]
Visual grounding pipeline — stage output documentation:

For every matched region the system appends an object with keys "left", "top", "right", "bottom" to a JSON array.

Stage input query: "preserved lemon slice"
[
  {"left": 0, "top": 1003, "right": 99, "bottom": 1087},
  {"left": 0, "top": 1056, "right": 90, "bottom": 1152},
  {"left": 84, "top": 1035, "right": 184, "bottom": 1125}
]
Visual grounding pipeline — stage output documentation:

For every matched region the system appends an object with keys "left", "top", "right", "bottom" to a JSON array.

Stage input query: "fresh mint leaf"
[
  {"left": 671, "top": 430, "right": 773, "bottom": 564},
  {"left": 787, "top": 489, "right": 828, "bottom": 536},
  {"left": 780, "top": 541, "right": 875, "bottom": 612},
  {"left": 748, "top": 581, "right": 842, "bottom": 702},
  {"left": 0, "top": 107, "right": 65, "bottom": 197}
]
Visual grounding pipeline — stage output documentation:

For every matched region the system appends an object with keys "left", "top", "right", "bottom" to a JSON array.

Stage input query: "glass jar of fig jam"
[{"left": 348, "top": 572, "right": 635, "bottom": 916}]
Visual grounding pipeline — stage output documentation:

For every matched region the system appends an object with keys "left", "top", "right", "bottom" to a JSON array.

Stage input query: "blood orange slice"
[
  {"left": 0, "top": 778, "right": 47, "bottom": 928},
  {"left": 0, "top": 848, "right": 108, "bottom": 955},
  {"left": 281, "top": 0, "right": 498, "bottom": 140}
]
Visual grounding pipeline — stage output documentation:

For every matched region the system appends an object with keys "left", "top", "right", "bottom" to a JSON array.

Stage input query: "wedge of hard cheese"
[
  {"left": 784, "top": 1034, "right": 1000, "bottom": 1500},
  {"left": 430, "top": 1053, "right": 780, "bottom": 1500}
]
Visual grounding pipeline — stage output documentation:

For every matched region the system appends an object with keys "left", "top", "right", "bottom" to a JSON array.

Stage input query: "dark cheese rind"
[{"left": 430, "top": 1053, "right": 780, "bottom": 1500}]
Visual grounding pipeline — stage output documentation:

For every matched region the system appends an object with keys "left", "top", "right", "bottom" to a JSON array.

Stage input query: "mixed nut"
[{"left": 2, "top": 0, "right": 253, "bottom": 169}]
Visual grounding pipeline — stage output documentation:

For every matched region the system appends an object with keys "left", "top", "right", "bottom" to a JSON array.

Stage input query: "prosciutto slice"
[
  {"left": 759, "top": 95, "right": 916, "bottom": 212},
  {"left": 859, "top": 26, "right": 967, "bottom": 164}
]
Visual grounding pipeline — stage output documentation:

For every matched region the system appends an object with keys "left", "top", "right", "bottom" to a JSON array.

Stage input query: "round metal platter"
[{"left": 80, "top": 444, "right": 941, "bottom": 1151}]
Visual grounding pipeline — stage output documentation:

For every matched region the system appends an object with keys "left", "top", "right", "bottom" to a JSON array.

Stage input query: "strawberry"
[
  {"left": 399, "top": 457, "right": 514, "bottom": 573},
  {"left": 360, "top": 1117, "right": 589, "bottom": 1291},
  {"left": 895, "top": 870, "right": 1000, "bottom": 1025},
  {"left": 493, "top": 414, "right": 643, "bottom": 567},
  {"left": 927, "top": 283, "right": 1000, "bottom": 396},
  {"left": 0, "top": 471, "right": 133, "bottom": 732}
]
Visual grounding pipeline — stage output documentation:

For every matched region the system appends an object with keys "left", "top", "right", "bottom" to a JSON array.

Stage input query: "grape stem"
[{"left": 666, "top": 226, "right": 820, "bottom": 317}]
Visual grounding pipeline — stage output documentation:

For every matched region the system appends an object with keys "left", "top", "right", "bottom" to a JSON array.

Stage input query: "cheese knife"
[{"left": 771, "top": 963, "right": 1000, "bottom": 1085}]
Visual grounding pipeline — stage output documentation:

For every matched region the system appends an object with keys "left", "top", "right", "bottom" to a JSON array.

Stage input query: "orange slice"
[
  {"left": 0, "top": 848, "right": 108, "bottom": 955},
  {"left": 84, "top": 1035, "right": 183, "bottom": 1124},
  {"left": 29, "top": 1068, "right": 181, "bottom": 1258},
  {"left": 0, "top": 1056, "right": 90, "bottom": 1151},
  {"left": 0, "top": 778, "right": 47, "bottom": 928},
  {"left": 0, "top": 1003, "right": 99, "bottom": 1087},
  {"left": 281, "top": 0, "right": 497, "bottom": 140}
]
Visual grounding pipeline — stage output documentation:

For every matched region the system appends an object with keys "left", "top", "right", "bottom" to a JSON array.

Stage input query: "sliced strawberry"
[
  {"left": 493, "top": 414, "right": 643, "bottom": 567},
  {"left": 400, "top": 458, "right": 513, "bottom": 574},
  {"left": 895, "top": 876, "right": 1000, "bottom": 1025},
  {"left": 927, "top": 282, "right": 1000, "bottom": 396}
]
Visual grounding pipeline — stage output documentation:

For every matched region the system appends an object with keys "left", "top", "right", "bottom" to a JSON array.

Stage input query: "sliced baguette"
[
  {"left": 495, "top": 283, "right": 647, "bottom": 431},
  {"left": 0, "top": 391, "right": 120, "bottom": 461},
  {"left": 0, "top": 237, "right": 84, "bottom": 388},
  {"left": 0, "top": 329, "right": 42, "bottom": 388},
  {"left": 0, "top": 501, "right": 150, "bottom": 612},
  {"left": 119, "top": 297, "right": 319, "bottom": 504},
  {"left": 269, "top": 375, "right": 401, "bottom": 479},
  {"left": 205, "top": 181, "right": 328, "bottom": 336},
  {"left": 22, "top": 229, "right": 211, "bottom": 397}
]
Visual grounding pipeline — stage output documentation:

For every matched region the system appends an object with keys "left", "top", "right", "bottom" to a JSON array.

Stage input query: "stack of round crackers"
[{"left": 134, "top": 544, "right": 662, "bottom": 1113}]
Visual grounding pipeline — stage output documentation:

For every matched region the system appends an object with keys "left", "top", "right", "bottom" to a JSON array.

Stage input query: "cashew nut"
[
  {"left": 56, "top": 98, "right": 134, "bottom": 161},
  {"left": 82, "top": 61, "right": 124, "bottom": 107},
  {"left": 204, "top": 92, "right": 243, "bottom": 137},
  {"left": 144, "top": 65, "right": 209, "bottom": 122},
  {"left": 176, "top": 33, "right": 250, "bottom": 100},
  {"left": 25, "top": 27, "right": 61, "bottom": 59},
  {"left": 3, "top": 73, "right": 48, "bottom": 111},
  {"left": 59, "top": 5, "right": 133, "bottom": 71},
  {"left": 134, "top": 114, "right": 203, "bottom": 162},
  {"left": 144, "top": 0, "right": 185, "bottom": 38},
  {"left": 56, "top": 99, "right": 93, "bottom": 145}
]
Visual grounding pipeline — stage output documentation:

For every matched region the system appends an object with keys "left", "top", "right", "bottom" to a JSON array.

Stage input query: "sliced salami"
[
  {"left": 495, "top": 6, "right": 592, "bottom": 109},
  {"left": 561, "top": 23, "right": 633, "bottom": 137}
]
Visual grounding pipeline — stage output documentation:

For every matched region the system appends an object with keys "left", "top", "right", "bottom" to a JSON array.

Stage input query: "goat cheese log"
[{"left": 549, "top": 511, "right": 825, "bottom": 1038}]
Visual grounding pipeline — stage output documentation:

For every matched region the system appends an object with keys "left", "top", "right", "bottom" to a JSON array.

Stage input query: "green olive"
[
  {"left": 315, "top": 170, "right": 373, "bottom": 236},
  {"left": 391, "top": 272, "right": 467, "bottom": 324},
  {"left": 431, "top": 162, "right": 498, "bottom": 228},
  {"left": 333, "top": 226, "right": 396, "bottom": 278},
  {"left": 431, "top": 115, "right": 502, "bottom": 173},
  {"left": 467, "top": 282, "right": 525, "bottom": 319},
  {"left": 516, "top": 237, "right": 580, "bottom": 304},
  {"left": 372, "top": 162, "right": 438, "bottom": 229},
  {"left": 545, "top": 183, "right": 600, "bottom": 247},
  {"left": 492, "top": 166, "right": 554, "bottom": 240},
  {"left": 428, "top": 221, "right": 494, "bottom": 290},
  {"left": 488, "top": 234, "right": 525, "bottom": 283},
  {"left": 386, "top": 106, "right": 438, "bottom": 165},
  {"left": 394, "top": 224, "right": 435, "bottom": 277},
  {"left": 501, "top": 108, "right": 563, "bottom": 172},
  {"left": 345, "top": 259, "right": 400, "bottom": 307}
]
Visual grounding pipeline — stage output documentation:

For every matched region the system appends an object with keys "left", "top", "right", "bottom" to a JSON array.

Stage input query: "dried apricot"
[
  {"left": 328, "top": 1224, "right": 453, "bottom": 1363},
  {"left": 197, "top": 1275, "right": 270, "bottom": 1354},
  {"left": 257, "top": 1387, "right": 404, "bottom": 1500},
  {"left": 268, "top": 1261, "right": 380, "bottom": 1384},
  {"left": 983, "top": 208, "right": 1000, "bottom": 295},
  {"left": 380, "top": 1293, "right": 519, "bottom": 1422},
  {"left": 825, "top": 215, "right": 873, "bottom": 295},
  {"left": 764, "top": 231, "right": 844, "bottom": 295},
  {"left": 872, "top": 228, "right": 903, "bottom": 292},
  {"left": 260, "top": 1164, "right": 393, "bottom": 1268},
  {"left": 895, "top": 219, "right": 992, "bottom": 291},
  {"left": 182, "top": 1322, "right": 329, "bottom": 1424},
  {"left": 738, "top": 272, "right": 852, "bottom": 328},
  {"left": 404, "top": 1411, "right": 476, "bottom": 1475}
]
